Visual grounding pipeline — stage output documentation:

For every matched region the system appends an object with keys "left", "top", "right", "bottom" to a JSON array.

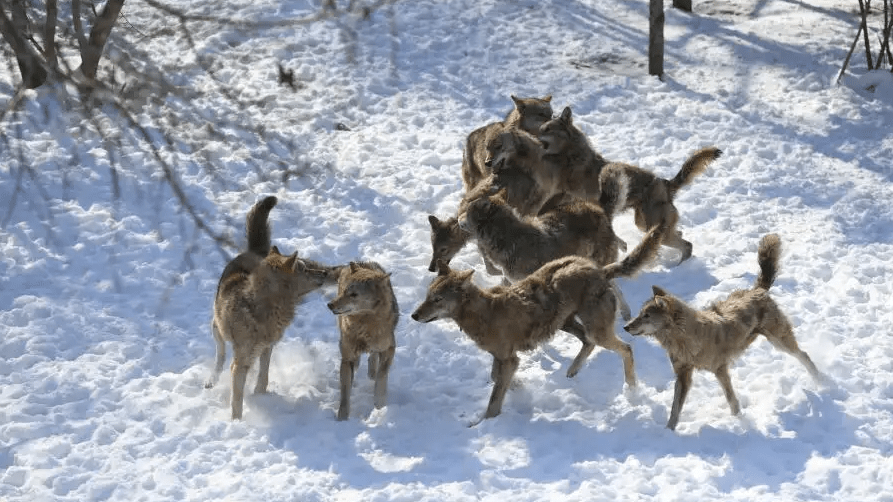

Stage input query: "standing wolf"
[
  {"left": 207, "top": 196, "right": 337, "bottom": 420},
  {"left": 623, "top": 234, "right": 824, "bottom": 430},
  {"left": 462, "top": 94, "right": 553, "bottom": 190},
  {"left": 412, "top": 221, "right": 666, "bottom": 424},
  {"left": 537, "top": 106, "right": 723, "bottom": 263},
  {"left": 327, "top": 261, "right": 399, "bottom": 421}
]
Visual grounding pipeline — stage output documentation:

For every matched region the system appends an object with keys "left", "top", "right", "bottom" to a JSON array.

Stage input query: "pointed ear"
[
  {"left": 428, "top": 214, "right": 440, "bottom": 228},
  {"left": 560, "top": 106, "right": 572, "bottom": 123},
  {"left": 435, "top": 259, "right": 451, "bottom": 276},
  {"left": 511, "top": 95, "right": 523, "bottom": 109},
  {"left": 284, "top": 252, "right": 298, "bottom": 271},
  {"left": 493, "top": 187, "right": 509, "bottom": 202},
  {"left": 543, "top": 94, "right": 552, "bottom": 102},
  {"left": 349, "top": 261, "right": 360, "bottom": 273},
  {"left": 652, "top": 285, "right": 669, "bottom": 298},
  {"left": 270, "top": 245, "right": 281, "bottom": 255},
  {"left": 458, "top": 269, "right": 474, "bottom": 283}
]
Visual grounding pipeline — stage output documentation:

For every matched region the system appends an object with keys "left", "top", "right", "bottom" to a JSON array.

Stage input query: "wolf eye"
[
  {"left": 349, "top": 292, "right": 358, "bottom": 298},
  {"left": 433, "top": 297, "right": 442, "bottom": 303}
]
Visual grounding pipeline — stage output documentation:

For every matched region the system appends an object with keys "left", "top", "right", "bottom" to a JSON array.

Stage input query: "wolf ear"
[
  {"left": 270, "top": 245, "right": 281, "bottom": 256},
  {"left": 652, "top": 285, "right": 670, "bottom": 298},
  {"left": 349, "top": 261, "right": 360, "bottom": 273},
  {"left": 284, "top": 252, "right": 301, "bottom": 271},
  {"left": 435, "top": 259, "right": 451, "bottom": 276},
  {"left": 458, "top": 269, "right": 474, "bottom": 283},
  {"left": 559, "top": 106, "right": 572, "bottom": 124},
  {"left": 543, "top": 94, "right": 552, "bottom": 102},
  {"left": 511, "top": 95, "right": 523, "bottom": 110},
  {"left": 428, "top": 214, "right": 440, "bottom": 228},
  {"left": 492, "top": 187, "right": 509, "bottom": 203}
]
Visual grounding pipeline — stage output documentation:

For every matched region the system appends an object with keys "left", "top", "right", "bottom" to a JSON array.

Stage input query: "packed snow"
[{"left": 2, "top": 0, "right": 893, "bottom": 500}]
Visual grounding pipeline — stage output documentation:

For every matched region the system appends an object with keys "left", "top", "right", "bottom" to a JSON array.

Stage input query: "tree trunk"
[
  {"left": 649, "top": 0, "right": 665, "bottom": 77},
  {"left": 0, "top": 0, "right": 47, "bottom": 88},
  {"left": 44, "top": 0, "right": 58, "bottom": 70},
  {"left": 673, "top": 0, "right": 692, "bottom": 12},
  {"left": 79, "top": 0, "right": 125, "bottom": 81}
]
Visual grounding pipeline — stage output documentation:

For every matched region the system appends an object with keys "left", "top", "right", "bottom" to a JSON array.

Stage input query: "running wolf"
[
  {"left": 623, "top": 234, "right": 824, "bottom": 430},
  {"left": 537, "top": 106, "right": 722, "bottom": 263},
  {"left": 458, "top": 171, "right": 632, "bottom": 318},
  {"left": 411, "top": 221, "right": 666, "bottom": 423},
  {"left": 207, "top": 196, "right": 336, "bottom": 420},
  {"left": 327, "top": 261, "right": 399, "bottom": 421},
  {"left": 462, "top": 94, "right": 553, "bottom": 191}
]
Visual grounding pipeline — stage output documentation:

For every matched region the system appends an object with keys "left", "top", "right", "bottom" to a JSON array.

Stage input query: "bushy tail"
[
  {"left": 246, "top": 196, "right": 277, "bottom": 255},
  {"left": 755, "top": 233, "right": 781, "bottom": 290},
  {"left": 598, "top": 164, "right": 628, "bottom": 222},
  {"left": 667, "top": 146, "right": 722, "bottom": 197},
  {"left": 604, "top": 218, "right": 667, "bottom": 280}
]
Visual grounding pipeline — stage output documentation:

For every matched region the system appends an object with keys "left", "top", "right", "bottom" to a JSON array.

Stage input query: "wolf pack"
[{"left": 207, "top": 95, "right": 825, "bottom": 430}]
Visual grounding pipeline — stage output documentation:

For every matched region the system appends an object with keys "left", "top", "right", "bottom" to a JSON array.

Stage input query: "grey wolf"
[
  {"left": 207, "top": 196, "right": 337, "bottom": 420},
  {"left": 537, "top": 106, "right": 722, "bottom": 263},
  {"left": 458, "top": 171, "right": 632, "bottom": 318},
  {"left": 623, "top": 234, "right": 824, "bottom": 430},
  {"left": 327, "top": 261, "right": 399, "bottom": 421},
  {"left": 430, "top": 95, "right": 553, "bottom": 274},
  {"left": 462, "top": 95, "right": 553, "bottom": 191},
  {"left": 411, "top": 220, "right": 666, "bottom": 423}
]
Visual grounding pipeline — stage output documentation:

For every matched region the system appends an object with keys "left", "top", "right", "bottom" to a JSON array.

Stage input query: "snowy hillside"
[{"left": 2, "top": 0, "right": 892, "bottom": 500}]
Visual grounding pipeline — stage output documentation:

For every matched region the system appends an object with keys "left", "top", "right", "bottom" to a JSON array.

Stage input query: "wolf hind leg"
[
  {"left": 206, "top": 319, "right": 227, "bottom": 389},
  {"left": 714, "top": 364, "right": 741, "bottom": 415},
  {"left": 762, "top": 316, "right": 824, "bottom": 381},
  {"left": 367, "top": 352, "right": 379, "bottom": 379}
]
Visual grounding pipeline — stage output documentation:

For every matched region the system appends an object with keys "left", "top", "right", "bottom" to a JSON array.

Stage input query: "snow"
[{"left": 2, "top": 0, "right": 893, "bottom": 500}]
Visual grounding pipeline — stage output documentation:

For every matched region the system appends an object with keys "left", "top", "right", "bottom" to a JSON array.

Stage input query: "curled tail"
[
  {"left": 667, "top": 146, "right": 722, "bottom": 197},
  {"left": 246, "top": 196, "right": 277, "bottom": 256},
  {"left": 598, "top": 164, "right": 629, "bottom": 222},
  {"left": 755, "top": 233, "right": 781, "bottom": 290},
  {"left": 604, "top": 218, "right": 667, "bottom": 280}
]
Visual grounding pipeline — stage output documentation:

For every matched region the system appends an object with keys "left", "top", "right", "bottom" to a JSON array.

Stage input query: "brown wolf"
[
  {"left": 326, "top": 261, "right": 399, "bottom": 421},
  {"left": 462, "top": 95, "right": 553, "bottom": 191},
  {"left": 458, "top": 172, "right": 632, "bottom": 318},
  {"left": 411, "top": 221, "right": 666, "bottom": 423},
  {"left": 207, "top": 196, "right": 337, "bottom": 420},
  {"left": 537, "top": 106, "right": 722, "bottom": 263},
  {"left": 623, "top": 234, "right": 824, "bottom": 430}
]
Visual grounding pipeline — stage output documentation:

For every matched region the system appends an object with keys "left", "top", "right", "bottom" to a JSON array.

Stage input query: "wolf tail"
[
  {"left": 604, "top": 218, "right": 667, "bottom": 280},
  {"left": 755, "top": 233, "right": 782, "bottom": 290},
  {"left": 246, "top": 196, "right": 277, "bottom": 255},
  {"left": 666, "top": 146, "right": 722, "bottom": 197},
  {"left": 598, "top": 164, "right": 628, "bottom": 222}
]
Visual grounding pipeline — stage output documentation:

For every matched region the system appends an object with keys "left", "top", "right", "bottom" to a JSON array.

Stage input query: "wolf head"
[
  {"left": 459, "top": 189, "right": 509, "bottom": 234},
  {"left": 327, "top": 261, "right": 392, "bottom": 315},
  {"left": 261, "top": 247, "right": 329, "bottom": 297},
  {"left": 427, "top": 215, "right": 469, "bottom": 272},
  {"left": 411, "top": 261, "right": 474, "bottom": 323},
  {"left": 484, "top": 129, "right": 542, "bottom": 171},
  {"left": 537, "top": 106, "right": 576, "bottom": 155},
  {"left": 623, "top": 286, "right": 680, "bottom": 337},
  {"left": 508, "top": 94, "right": 554, "bottom": 134}
]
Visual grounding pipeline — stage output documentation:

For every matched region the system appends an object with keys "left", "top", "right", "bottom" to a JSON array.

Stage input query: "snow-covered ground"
[{"left": 2, "top": 0, "right": 893, "bottom": 500}]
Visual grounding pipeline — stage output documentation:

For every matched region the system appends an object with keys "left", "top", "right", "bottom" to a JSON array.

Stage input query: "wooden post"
[{"left": 649, "top": 0, "right": 665, "bottom": 78}]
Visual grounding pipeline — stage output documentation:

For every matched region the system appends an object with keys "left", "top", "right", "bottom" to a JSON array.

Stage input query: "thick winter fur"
[
  {"left": 623, "top": 234, "right": 823, "bottom": 430},
  {"left": 411, "top": 221, "right": 666, "bottom": 423},
  {"left": 461, "top": 94, "right": 553, "bottom": 191},
  {"left": 458, "top": 181, "right": 633, "bottom": 318},
  {"left": 327, "top": 261, "right": 399, "bottom": 421},
  {"left": 486, "top": 128, "right": 566, "bottom": 217},
  {"left": 616, "top": 146, "right": 722, "bottom": 263},
  {"left": 536, "top": 106, "right": 608, "bottom": 201},
  {"left": 208, "top": 196, "right": 338, "bottom": 419}
]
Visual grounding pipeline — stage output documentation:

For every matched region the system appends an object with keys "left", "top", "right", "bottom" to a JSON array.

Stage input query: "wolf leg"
[
  {"left": 667, "top": 365, "right": 693, "bottom": 430},
  {"left": 337, "top": 358, "right": 357, "bottom": 421},
  {"left": 373, "top": 346, "right": 395, "bottom": 409},
  {"left": 714, "top": 365, "right": 741, "bottom": 415},
  {"left": 254, "top": 345, "right": 273, "bottom": 394},
  {"left": 205, "top": 319, "right": 226, "bottom": 389},
  {"left": 482, "top": 354, "right": 519, "bottom": 421},
  {"left": 230, "top": 356, "right": 251, "bottom": 420}
]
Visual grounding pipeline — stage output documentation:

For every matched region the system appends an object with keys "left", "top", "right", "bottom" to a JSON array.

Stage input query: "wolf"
[
  {"left": 623, "top": 234, "right": 824, "bottom": 430},
  {"left": 462, "top": 94, "right": 553, "bottom": 191},
  {"left": 537, "top": 106, "right": 722, "bottom": 263},
  {"left": 411, "top": 220, "right": 666, "bottom": 424},
  {"left": 207, "top": 196, "right": 338, "bottom": 420},
  {"left": 326, "top": 261, "right": 399, "bottom": 421},
  {"left": 458, "top": 170, "right": 632, "bottom": 318}
]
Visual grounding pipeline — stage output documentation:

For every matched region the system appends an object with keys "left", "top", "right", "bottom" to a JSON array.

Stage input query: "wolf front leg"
[
  {"left": 373, "top": 346, "right": 395, "bottom": 409},
  {"left": 667, "top": 365, "right": 693, "bottom": 430},
  {"left": 337, "top": 358, "right": 357, "bottom": 421},
  {"left": 479, "top": 354, "right": 519, "bottom": 423}
]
